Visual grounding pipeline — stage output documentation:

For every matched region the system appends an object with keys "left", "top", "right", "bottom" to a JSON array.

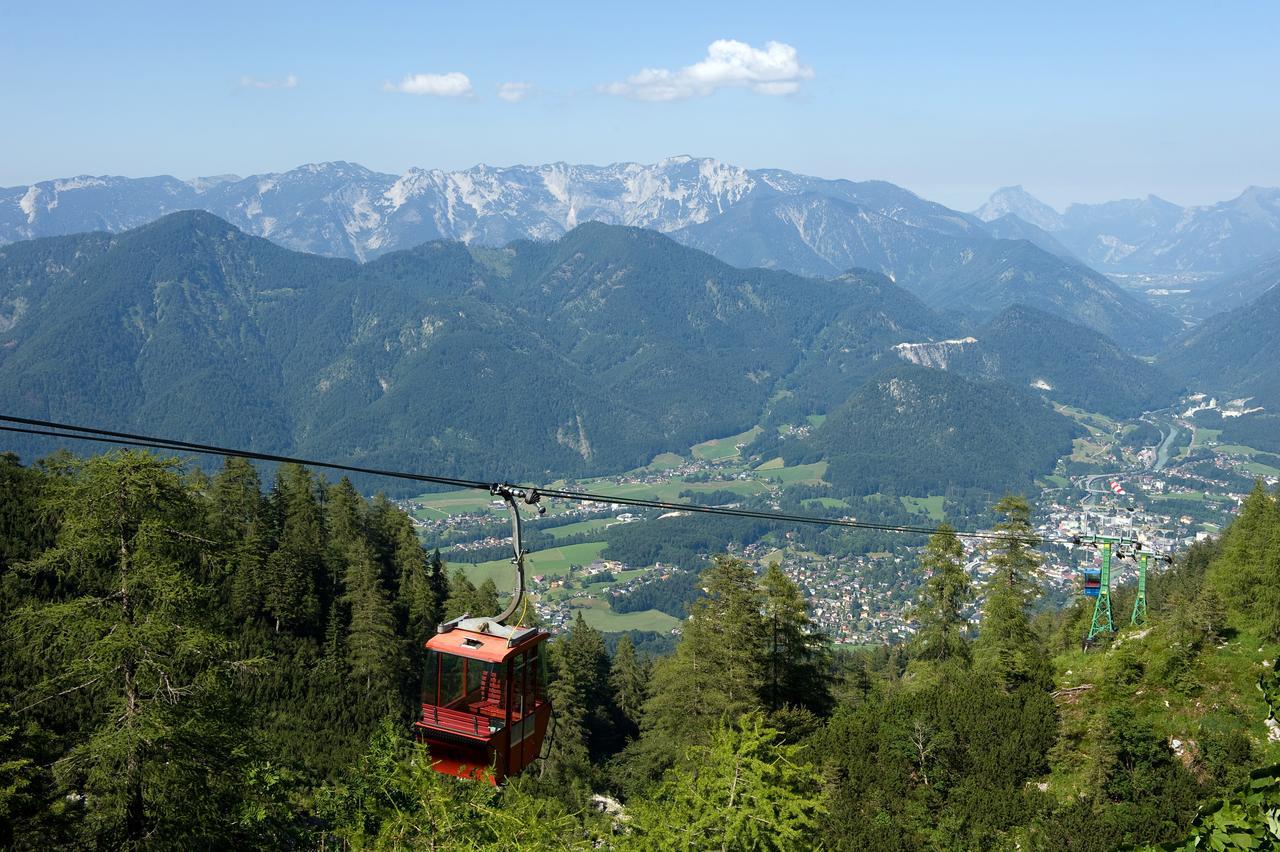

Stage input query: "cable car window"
[{"left": 429, "top": 651, "right": 465, "bottom": 706}]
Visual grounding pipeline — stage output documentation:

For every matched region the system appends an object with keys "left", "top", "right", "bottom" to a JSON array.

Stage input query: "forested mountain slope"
[
  {"left": 895, "top": 303, "right": 1183, "bottom": 418},
  {"left": 753, "top": 363, "right": 1082, "bottom": 494},
  {"left": 1, "top": 160, "right": 1186, "bottom": 349},
  {"left": 902, "top": 238, "right": 1183, "bottom": 350},
  {"left": 0, "top": 213, "right": 972, "bottom": 484},
  {"left": 1160, "top": 276, "right": 1280, "bottom": 408}
]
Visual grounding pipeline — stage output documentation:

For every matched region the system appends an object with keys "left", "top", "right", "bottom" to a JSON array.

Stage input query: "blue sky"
[{"left": 2, "top": 0, "right": 1277, "bottom": 209}]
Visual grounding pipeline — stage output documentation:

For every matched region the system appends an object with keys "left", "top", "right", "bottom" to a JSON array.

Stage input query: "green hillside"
[
  {"left": 950, "top": 303, "right": 1183, "bottom": 418},
  {"left": 1161, "top": 278, "right": 1280, "bottom": 408},
  {"left": 759, "top": 363, "right": 1082, "bottom": 495},
  {"left": 0, "top": 214, "right": 957, "bottom": 488}
]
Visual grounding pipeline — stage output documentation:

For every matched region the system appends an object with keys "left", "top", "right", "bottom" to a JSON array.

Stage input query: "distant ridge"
[{"left": 0, "top": 157, "right": 1180, "bottom": 347}]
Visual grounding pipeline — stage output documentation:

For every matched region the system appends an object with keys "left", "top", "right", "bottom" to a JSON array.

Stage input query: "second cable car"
[{"left": 1082, "top": 568, "right": 1102, "bottom": 597}]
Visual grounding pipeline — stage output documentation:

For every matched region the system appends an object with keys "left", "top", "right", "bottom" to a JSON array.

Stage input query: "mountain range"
[
  {"left": 0, "top": 157, "right": 1184, "bottom": 348},
  {"left": 0, "top": 211, "right": 1133, "bottom": 495},
  {"left": 974, "top": 184, "right": 1280, "bottom": 275}
]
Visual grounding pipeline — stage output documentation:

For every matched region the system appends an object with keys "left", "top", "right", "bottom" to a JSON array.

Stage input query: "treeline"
[{"left": 3, "top": 449, "right": 1279, "bottom": 849}]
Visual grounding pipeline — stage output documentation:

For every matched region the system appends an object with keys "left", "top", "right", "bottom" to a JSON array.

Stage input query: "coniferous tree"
[
  {"left": 208, "top": 458, "right": 270, "bottom": 623},
  {"left": 474, "top": 578, "right": 502, "bottom": 618},
  {"left": 760, "top": 562, "right": 833, "bottom": 717},
  {"left": 11, "top": 452, "right": 250, "bottom": 845},
  {"left": 342, "top": 540, "right": 404, "bottom": 699},
  {"left": 324, "top": 478, "right": 366, "bottom": 657},
  {"left": 265, "top": 464, "right": 324, "bottom": 634},
  {"left": 609, "top": 634, "right": 649, "bottom": 742},
  {"left": 910, "top": 523, "right": 973, "bottom": 665},
  {"left": 974, "top": 495, "right": 1052, "bottom": 691},
  {"left": 0, "top": 453, "right": 49, "bottom": 576},
  {"left": 367, "top": 495, "right": 437, "bottom": 650},
  {"left": 0, "top": 702, "right": 39, "bottom": 846},
  {"left": 627, "top": 712, "right": 825, "bottom": 851},
  {"left": 1209, "top": 481, "right": 1280, "bottom": 640},
  {"left": 624, "top": 557, "right": 766, "bottom": 788},
  {"left": 536, "top": 664, "right": 596, "bottom": 806},
  {"left": 427, "top": 549, "right": 448, "bottom": 623},
  {"left": 555, "top": 613, "right": 618, "bottom": 760},
  {"left": 444, "top": 569, "right": 478, "bottom": 620}
]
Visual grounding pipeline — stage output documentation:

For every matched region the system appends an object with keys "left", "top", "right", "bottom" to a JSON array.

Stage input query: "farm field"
[
  {"left": 691, "top": 426, "right": 762, "bottom": 460},
  {"left": 901, "top": 495, "right": 945, "bottom": 521},
  {"left": 459, "top": 541, "right": 609, "bottom": 586},
  {"left": 569, "top": 598, "right": 681, "bottom": 632}
]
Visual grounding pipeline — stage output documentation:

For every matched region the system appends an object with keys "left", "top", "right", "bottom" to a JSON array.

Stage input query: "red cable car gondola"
[{"left": 414, "top": 484, "right": 552, "bottom": 782}]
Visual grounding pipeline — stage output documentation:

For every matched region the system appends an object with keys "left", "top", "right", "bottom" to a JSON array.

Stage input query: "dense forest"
[
  {"left": 0, "top": 213, "right": 1171, "bottom": 499},
  {"left": 2, "top": 449, "right": 1278, "bottom": 849}
]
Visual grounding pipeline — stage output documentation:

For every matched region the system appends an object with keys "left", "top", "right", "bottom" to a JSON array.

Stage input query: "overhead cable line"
[{"left": 0, "top": 413, "right": 1065, "bottom": 546}]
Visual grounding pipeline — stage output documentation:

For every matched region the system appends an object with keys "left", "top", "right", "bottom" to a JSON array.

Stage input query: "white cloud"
[
  {"left": 600, "top": 39, "right": 813, "bottom": 101},
  {"left": 241, "top": 74, "right": 299, "bottom": 90},
  {"left": 497, "top": 81, "right": 533, "bottom": 102},
  {"left": 385, "top": 72, "right": 474, "bottom": 97}
]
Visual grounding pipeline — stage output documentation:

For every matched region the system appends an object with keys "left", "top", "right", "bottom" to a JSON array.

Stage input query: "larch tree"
[
  {"left": 11, "top": 452, "right": 251, "bottom": 845},
  {"left": 626, "top": 712, "right": 825, "bottom": 852}
]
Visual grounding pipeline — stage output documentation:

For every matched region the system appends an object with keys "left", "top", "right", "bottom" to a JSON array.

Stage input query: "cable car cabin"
[
  {"left": 1082, "top": 569, "right": 1102, "bottom": 597},
  {"left": 415, "top": 615, "right": 551, "bottom": 783}
]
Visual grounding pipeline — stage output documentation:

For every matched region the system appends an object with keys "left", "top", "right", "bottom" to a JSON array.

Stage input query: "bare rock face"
[{"left": 891, "top": 337, "right": 978, "bottom": 369}]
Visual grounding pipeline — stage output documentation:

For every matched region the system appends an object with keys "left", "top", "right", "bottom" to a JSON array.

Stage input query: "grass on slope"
[
  {"left": 458, "top": 541, "right": 608, "bottom": 586},
  {"left": 570, "top": 598, "right": 681, "bottom": 633},
  {"left": 901, "top": 495, "right": 945, "bottom": 521},
  {"left": 691, "top": 426, "right": 763, "bottom": 461},
  {"left": 1045, "top": 620, "right": 1280, "bottom": 803}
]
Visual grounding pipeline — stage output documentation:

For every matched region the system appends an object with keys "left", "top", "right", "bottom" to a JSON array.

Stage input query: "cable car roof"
[{"left": 425, "top": 617, "right": 547, "bottom": 664}]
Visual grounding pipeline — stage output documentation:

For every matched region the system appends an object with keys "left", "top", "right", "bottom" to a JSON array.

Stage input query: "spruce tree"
[
  {"left": 629, "top": 557, "right": 766, "bottom": 784},
  {"left": 208, "top": 458, "right": 270, "bottom": 623},
  {"left": 264, "top": 465, "right": 324, "bottom": 634},
  {"left": 974, "top": 496, "right": 1052, "bottom": 690},
  {"left": 555, "top": 613, "right": 618, "bottom": 759},
  {"left": 475, "top": 578, "right": 501, "bottom": 618},
  {"left": 342, "top": 539, "right": 404, "bottom": 698},
  {"left": 324, "top": 478, "right": 368, "bottom": 659},
  {"left": 760, "top": 562, "right": 833, "bottom": 717},
  {"left": 536, "top": 658, "right": 596, "bottom": 806},
  {"left": 444, "top": 569, "right": 478, "bottom": 619},
  {"left": 609, "top": 634, "right": 649, "bottom": 742},
  {"left": 910, "top": 523, "right": 973, "bottom": 665}
]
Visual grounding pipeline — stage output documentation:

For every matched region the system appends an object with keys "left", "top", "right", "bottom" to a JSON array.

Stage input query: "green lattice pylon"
[
  {"left": 1131, "top": 552, "right": 1149, "bottom": 627},
  {"left": 1087, "top": 541, "right": 1115, "bottom": 640}
]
